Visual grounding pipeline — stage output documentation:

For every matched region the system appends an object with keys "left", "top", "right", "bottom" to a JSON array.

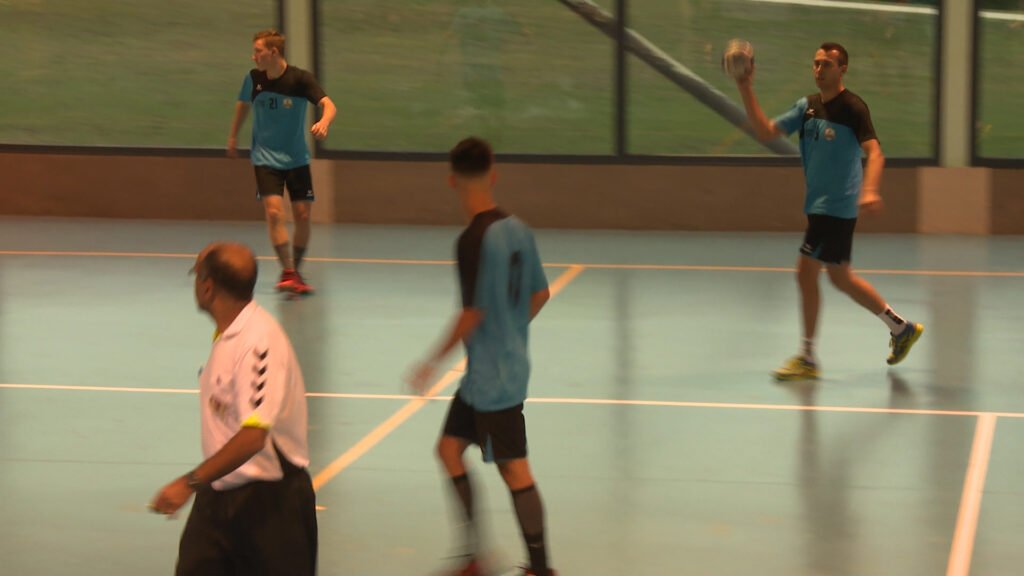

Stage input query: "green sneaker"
[
  {"left": 888, "top": 322, "right": 924, "bottom": 365},
  {"left": 773, "top": 356, "right": 820, "bottom": 381}
]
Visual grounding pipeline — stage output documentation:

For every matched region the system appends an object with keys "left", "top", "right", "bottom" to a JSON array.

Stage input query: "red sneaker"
[
  {"left": 276, "top": 268, "right": 298, "bottom": 292},
  {"left": 290, "top": 270, "right": 315, "bottom": 295}
]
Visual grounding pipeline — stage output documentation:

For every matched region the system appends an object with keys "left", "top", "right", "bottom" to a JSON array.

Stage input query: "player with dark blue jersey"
[
  {"left": 228, "top": 29, "right": 336, "bottom": 295},
  {"left": 734, "top": 42, "right": 923, "bottom": 380},
  {"left": 409, "top": 138, "right": 556, "bottom": 576}
]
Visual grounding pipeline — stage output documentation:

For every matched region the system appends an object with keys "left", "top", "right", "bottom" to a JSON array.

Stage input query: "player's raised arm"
[
  {"left": 724, "top": 41, "right": 786, "bottom": 142},
  {"left": 735, "top": 71, "right": 786, "bottom": 142}
]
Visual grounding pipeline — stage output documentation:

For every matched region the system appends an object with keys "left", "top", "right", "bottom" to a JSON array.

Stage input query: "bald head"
[{"left": 194, "top": 242, "right": 258, "bottom": 302}]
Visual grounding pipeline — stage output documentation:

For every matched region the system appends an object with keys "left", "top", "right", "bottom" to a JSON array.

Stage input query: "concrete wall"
[{"left": 1, "top": 152, "right": 1020, "bottom": 234}]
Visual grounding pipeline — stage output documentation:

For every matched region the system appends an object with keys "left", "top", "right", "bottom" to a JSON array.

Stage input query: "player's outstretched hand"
[
  {"left": 407, "top": 361, "right": 437, "bottom": 396},
  {"left": 311, "top": 122, "right": 329, "bottom": 141}
]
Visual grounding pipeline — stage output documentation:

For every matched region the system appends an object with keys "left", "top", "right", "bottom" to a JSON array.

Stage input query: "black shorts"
[
  {"left": 799, "top": 214, "right": 857, "bottom": 265},
  {"left": 176, "top": 450, "right": 317, "bottom": 576},
  {"left": 254, "top": 164, "right": 315, "bottom": 202},
  {"left": 443, "top": 392, "right": 527, "bottom": 463}
]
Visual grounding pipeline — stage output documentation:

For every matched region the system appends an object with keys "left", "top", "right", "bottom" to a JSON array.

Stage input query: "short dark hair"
[
  {"left": 198, "top": 246, "right": 257, "bottom": 302},
  {"left": 819, "top": 42, "right": 849, "bottom": 67},
  {"left": 449, "top": 137, "right": 493, "bottom": 177},
  {"left": 254, "top": 29, "right": 285, "bottom": 55}
]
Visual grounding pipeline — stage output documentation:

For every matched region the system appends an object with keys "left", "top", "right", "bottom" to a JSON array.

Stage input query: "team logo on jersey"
[
  {"left": 824, "top": 127, "right": 836, "bottom": 141},
  {"left": 283, "top": 98, "right": 293, "bottom": 109},
  {"left": 806, "top": 107, "right": 815, "bottom": 117},
  {"left": 256, "top": 84, "right": 263, "bottom": 91}
]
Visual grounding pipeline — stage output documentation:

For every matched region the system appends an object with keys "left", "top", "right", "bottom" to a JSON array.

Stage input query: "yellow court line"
[
  {"left": 310, "top": 264, "right": 585, "bottom": 492},
  {"left": 311, "top": 360, "right": 466, "bottom": 491},
  {"left": 1, "top": 250, "right": 1021, "bottom": 278}
]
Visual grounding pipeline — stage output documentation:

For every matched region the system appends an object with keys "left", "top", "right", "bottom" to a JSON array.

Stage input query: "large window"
[
  {"left": 0, "top": 0, "right": 956, "bottom": 159},
  {"left": 628, "top": 0, "right": 938, "bottom": 157},
  {"left": 3, "top": 0, "right": 273, "bottom": 147},
  {"left": 318, "top": 0, "right": 614, "bottom": 154},
  {"left": 975, "top": 0, "right": 1024, "bottom": 159}
]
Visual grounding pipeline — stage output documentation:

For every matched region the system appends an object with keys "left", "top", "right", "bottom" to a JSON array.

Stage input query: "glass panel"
[
  {"left": 318, "top": 0, "right": 614, "bottom": 153},
  {"left": 3, "top": 0, "right": 274, "bottom": 147},
  {"left": 628, "top": 0, "right": 938, "bottom": 157}
]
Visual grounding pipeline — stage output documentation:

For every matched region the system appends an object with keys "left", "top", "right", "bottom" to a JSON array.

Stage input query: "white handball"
[{"left": 722, "top": 39, "right": 754, "bottom": 80}]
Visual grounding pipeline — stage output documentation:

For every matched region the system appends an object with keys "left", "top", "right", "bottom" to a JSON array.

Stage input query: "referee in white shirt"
[{"left": 150, "top": 242, "right": 317, "bottom": 575}]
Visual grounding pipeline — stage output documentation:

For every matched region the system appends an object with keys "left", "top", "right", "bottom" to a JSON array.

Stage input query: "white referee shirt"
[{"left": 198, "top": 301, "right": 309, "bottom": 490}]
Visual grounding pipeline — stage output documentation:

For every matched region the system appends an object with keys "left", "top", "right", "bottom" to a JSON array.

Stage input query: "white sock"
[
  {"left": 878, "top": 305, "right": 907, "bottom": 334},
  {"left": 800, "top": 338, "right": 816, "bottom": 361}
]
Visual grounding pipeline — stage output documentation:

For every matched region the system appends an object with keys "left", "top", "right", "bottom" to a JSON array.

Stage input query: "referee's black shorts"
[{"left": 176, "top": 450, "right": 317, "bottom": 576}]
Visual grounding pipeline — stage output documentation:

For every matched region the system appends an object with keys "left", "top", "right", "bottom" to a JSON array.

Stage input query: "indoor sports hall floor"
[{"left": 1, "top": 217, "right": 1022, "bottom": 576}]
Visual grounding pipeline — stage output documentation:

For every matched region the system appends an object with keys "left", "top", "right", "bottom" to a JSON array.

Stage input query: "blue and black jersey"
[
  {"left": 774, "top": 90, "right": 878, "bottom": 219},
  {"left": 238, "top": 66, "right": 326, "bottom": 170},
  {"left": 456, "top": 208, "right": 548, "bottom": 412}
]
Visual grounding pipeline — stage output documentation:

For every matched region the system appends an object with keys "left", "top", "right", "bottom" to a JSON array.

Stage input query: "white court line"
[
  {"left": 750, "top": 0, "right": 1024, "bottom": 22},
  {"left": 5, "top": 384, "right": 1024, "bottom": 420},
  {"left": 2, "top": 249, "right": 1022, "bottom": 278},
  {"left": 306, "top": 392, "right": 427, "bottom": 400},
  {"left": 947, "top": 414, "right": 998, "bottom": 576},
  {"left": 526, "top": 397, "right": 1024, "bottom": 419},
  {"left": 0, "top": 383, "right": 199, "bottom": 394},
  {"left": 557, "top": 263, "right": 1024, "bottom": 278}
]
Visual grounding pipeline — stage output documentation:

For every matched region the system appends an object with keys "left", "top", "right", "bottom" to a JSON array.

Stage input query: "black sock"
[
  {"left": 293, "top": 245, "right": 307, "bottom": 270},
  {"left": 511, "top": 484, "right": 548, "bottom": 574},
  {"left": 450, "top": 473, "right": 478, "bottom": 557},
  {"left": 274, "top": 242, "right": 293, "bottom": 270}
]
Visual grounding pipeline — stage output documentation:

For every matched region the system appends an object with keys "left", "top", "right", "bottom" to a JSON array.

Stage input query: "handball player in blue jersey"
[
  {"left": 228, "top": 29, "right": 336, "bottom": 295},
  {"left": 733, "top": 42, "right": 924, "bottom": 380},
  {"left": 409, "top": 138, "right": 556, "bottom": 576}
]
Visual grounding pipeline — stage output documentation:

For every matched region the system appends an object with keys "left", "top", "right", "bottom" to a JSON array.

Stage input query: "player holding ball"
[{"left": 727, "top": 40, "right": 924, "bottom": 381}]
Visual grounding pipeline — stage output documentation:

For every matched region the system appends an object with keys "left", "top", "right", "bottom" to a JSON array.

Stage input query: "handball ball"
[{"left": 722, "top": 39, "right": 754, "bottom": 80}]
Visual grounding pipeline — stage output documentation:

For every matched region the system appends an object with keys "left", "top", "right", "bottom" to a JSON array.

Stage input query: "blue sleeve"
[
  {"left": 238, "top": 74, "right": 253, "bottom": 102},
  {"left": 772, "top": 97, "right": 808, "bottom": 136},
  {"left": 528, "top": 232, "right": 548, "bottom": 294}
]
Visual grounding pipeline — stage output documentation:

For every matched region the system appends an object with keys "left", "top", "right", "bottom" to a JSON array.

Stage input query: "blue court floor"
[{"left": 1, "top": 216, "right": 1022, "bottom": 575}]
